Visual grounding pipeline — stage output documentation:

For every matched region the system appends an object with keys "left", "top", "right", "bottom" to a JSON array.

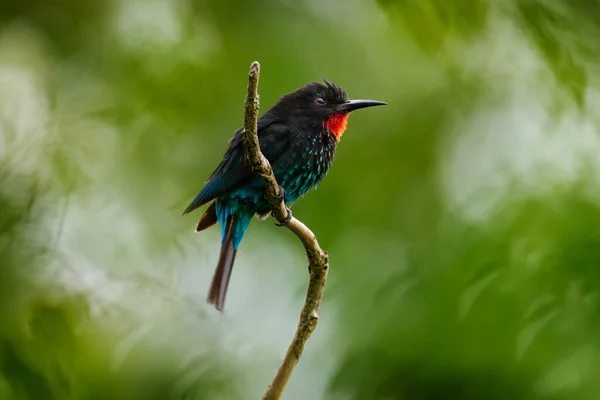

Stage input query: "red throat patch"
[{"left": 324, "top": 113, "right": 349, "bottom": 141}]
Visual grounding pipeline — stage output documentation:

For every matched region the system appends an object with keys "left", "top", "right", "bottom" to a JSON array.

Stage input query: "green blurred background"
[{"left": 2, "top": 0, "right": 600, "bottom": 399}]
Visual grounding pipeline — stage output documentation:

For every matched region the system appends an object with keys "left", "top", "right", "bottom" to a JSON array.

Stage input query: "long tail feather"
[{"left": 207, "top": 215, "right": 237, "bottom": 311}]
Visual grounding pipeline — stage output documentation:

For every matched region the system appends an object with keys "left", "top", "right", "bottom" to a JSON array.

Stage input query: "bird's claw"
[
  {"left": 276, "top": 185, "right": 286, "bottom": 203},
  {"left": 273, "top": 207, "right": 292, "bottom": 227},
  {"left": 263, "top": 186, "right": 286, "bottom": 203}
]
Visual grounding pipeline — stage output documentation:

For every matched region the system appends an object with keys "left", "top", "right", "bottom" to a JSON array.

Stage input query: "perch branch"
[{"left": 241, "top": 61, "right": 330, "bottom": 400}]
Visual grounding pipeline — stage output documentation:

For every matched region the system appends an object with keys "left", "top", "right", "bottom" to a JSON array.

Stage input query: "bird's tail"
[
  {"left": 195, "top": 201, "right": 217, "bottom": 232},
  {"left": 207, "top": 214, "right": 237, "bottom": 311}
]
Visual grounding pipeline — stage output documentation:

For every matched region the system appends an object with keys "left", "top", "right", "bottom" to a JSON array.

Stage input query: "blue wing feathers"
[
  {"left": 182, "top": 167, "right": 247, "bottom": 215},
  {"left": 182, "top": 117, "right": 291, "bottom": 216}
]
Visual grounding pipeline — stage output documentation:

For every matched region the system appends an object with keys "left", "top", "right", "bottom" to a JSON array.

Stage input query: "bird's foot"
[
  {"left": 273, "top": 206, "right": 292, "bottom": 227},
  {"left": 276, "top": 185, "right": 286, "bottom": 203},
  {"left": 263, "top": 185, "right": 286, "bottom": 203}
]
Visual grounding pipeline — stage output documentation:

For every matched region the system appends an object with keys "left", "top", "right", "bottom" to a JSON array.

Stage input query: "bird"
[{"left": 182, "top": 79, "right": 386, "bottom": 311}]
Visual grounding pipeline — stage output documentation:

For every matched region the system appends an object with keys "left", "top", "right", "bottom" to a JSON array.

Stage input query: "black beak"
[{"left": 342, "top": 99, "right": 387, "bottom": 112}]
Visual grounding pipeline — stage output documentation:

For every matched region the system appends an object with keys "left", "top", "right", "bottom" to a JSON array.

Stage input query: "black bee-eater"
[{"left": 183, "top": 79, "right": 386, "bottom": 311}]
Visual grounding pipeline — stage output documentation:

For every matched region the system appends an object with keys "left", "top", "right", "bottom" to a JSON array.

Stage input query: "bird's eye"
[{"left": 315, "top": 97, "right": 326, "bottom": 105}]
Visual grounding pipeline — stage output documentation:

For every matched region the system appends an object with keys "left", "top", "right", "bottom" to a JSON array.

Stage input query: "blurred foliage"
[
  {"left": 2, "top": 0, "right": 600, "bottom": 399},
  {"left": 376, "top": 0, "right": 490, "bottom": 50},
  {"left": 331, "top": 194, "right": 600, "bottom": 399},
  {"left": 378, "top": 0, "right": 600, "bottom": 106}
]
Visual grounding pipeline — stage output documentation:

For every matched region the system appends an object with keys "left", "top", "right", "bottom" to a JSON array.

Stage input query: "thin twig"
[{"left": 240, "top": 61, "right": 330, "bottom": 400}]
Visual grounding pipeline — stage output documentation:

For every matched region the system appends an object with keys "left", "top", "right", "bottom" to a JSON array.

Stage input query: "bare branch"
[{"left": 240, "top": 61, "right": 330, "bottom": 400}]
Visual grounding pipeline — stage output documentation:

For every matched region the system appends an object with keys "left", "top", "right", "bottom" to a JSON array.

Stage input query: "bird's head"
[{"left": 273, "top": 79, "right": 386, "bottom": 141}]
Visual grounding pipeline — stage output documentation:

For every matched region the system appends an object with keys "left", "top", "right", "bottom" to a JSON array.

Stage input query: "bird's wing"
[{"left": 182, "top": 119, "right": 291, "bottom": 215}]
